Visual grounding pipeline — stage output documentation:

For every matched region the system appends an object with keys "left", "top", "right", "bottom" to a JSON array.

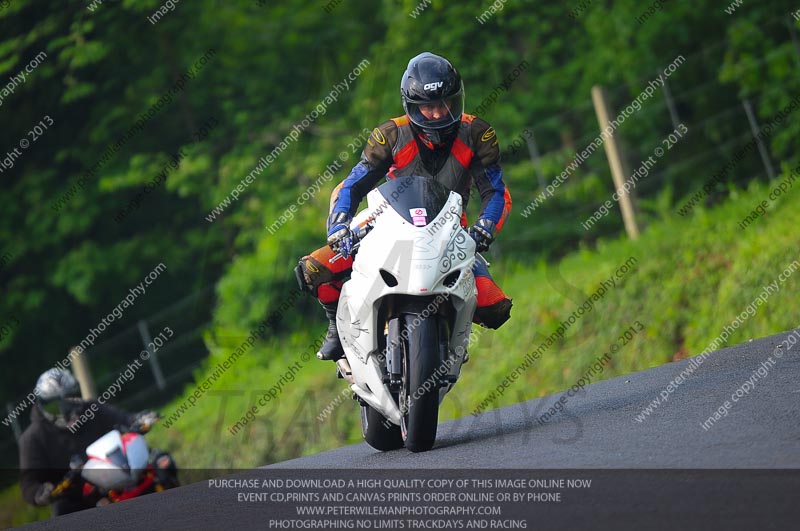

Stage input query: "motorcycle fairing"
[
  {"left": 338, "top": 177, "right": 477, "bottom": 425},
  {"left": 82, "top": 429, "right": 149, "bottom": 491}
]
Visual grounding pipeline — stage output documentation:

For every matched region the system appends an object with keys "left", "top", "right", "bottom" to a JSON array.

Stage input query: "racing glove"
[
  {"left": 469, "top": 218, "right": 496, "bottom": 252},
  {"left": 327, "top": 212, "right": 353, "bottom": 258},
  {"left": 131, "top": 410, "right": 160, "bottom": 432}
]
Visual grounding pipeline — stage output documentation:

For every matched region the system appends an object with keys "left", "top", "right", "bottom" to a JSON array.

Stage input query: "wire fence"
[
  {"left": 0, "top": 286, "right": 215, "bottom": 472},
  {"left": 501, "top": 15, "right": 799, "bottom": 255}
]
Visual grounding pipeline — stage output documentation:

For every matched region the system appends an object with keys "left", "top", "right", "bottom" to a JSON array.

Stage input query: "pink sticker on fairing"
[{"left": 410, "top": 208, "right": 427, "bottom": 226}]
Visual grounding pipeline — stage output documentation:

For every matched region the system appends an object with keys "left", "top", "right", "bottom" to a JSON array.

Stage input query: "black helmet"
[{"left": 400, "top": 52, "right": 464, "bottom": 145}]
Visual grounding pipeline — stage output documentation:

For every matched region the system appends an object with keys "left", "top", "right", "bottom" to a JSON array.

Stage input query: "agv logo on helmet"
[{"left": 423, "top": 81, "right": 443, "bottom": 91}]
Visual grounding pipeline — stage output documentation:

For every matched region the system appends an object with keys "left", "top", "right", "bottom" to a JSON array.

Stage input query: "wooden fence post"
[
  {"left": 591, "top": 85, "right": 640, "bottom": 240},
  {"left": 70, "top": 347, "right": 97, "bottom": 400}
]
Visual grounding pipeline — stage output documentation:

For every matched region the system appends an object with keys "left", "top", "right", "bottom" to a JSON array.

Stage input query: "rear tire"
[
  {"left": 401, "top": 314, "right": 441, "bottom": 453},
  {"left": 361, "top": 404, "right": 403, "bottom": 451}
]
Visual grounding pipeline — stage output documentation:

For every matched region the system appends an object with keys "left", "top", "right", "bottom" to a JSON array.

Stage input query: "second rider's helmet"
[{"left": 33, "top": 368, "right": 82, "bottom": 427}]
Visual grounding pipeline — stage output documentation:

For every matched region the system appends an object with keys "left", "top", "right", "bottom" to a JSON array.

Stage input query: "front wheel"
[
  {"left": 401, "top": 314, "right": 442, "bottom": 452},
  {"left": 361, "top": 404, "right": 403, "bottom": 451}
]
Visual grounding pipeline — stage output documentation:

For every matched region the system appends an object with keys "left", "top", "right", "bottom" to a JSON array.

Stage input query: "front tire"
[
  {"left": 361, "top": 404, "right": 403, "bottom": 451},
  {"left": 401, "top": 314, "right": 442, "bottom": 452}
]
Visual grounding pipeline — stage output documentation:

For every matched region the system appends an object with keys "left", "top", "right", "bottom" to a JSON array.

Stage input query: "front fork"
[
  {"left": 385, "top": 317, "right": 403, "bottom": 392},
  {"left": 384, "top": 314, "right": 455, "bottom": 401},
  {"left": 336, "top": 305, "right": 459, "bottom": 417}
]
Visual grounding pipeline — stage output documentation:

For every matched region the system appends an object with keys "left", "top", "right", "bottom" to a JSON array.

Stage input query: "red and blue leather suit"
[{"left": 299, "top": 113, "right": 512, "bottom": 328}]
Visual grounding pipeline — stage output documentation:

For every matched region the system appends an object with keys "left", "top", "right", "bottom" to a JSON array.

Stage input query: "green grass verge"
[
  {"left": 0, "top": 484, "right": 47, "bottom": 529},
  {"left": 147, "top": 172, "right": 799, "bottom": 470}
]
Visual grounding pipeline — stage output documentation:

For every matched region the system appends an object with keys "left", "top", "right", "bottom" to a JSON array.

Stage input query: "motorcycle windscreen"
[
  {"left": 122, "top": 432, "right": 149, "bottom": 470},
  {"left": 378, "top": 176, "right": 452, "bottom": 227}
]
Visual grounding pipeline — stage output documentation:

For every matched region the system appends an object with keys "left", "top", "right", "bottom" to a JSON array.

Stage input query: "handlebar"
[
  {"left": 329, "top": 224, "right": 372, "bottom": 264},
  {"left": 328, "top": 223, "right": 486, "bottom": 265},
  {"left": 50, "top": 466, "right": 83, "bottom": 499}
]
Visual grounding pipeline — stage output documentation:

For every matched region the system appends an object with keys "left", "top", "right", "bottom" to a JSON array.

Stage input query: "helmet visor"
[
  {"left": 405, "top": 92, "right": 464, "bottom": 130},
  {"left": 41, "top": 399, "right": 61, "bottom": 417}
]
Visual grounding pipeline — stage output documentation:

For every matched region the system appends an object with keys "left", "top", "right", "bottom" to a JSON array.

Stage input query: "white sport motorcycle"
[{"left": 332, "top": 176, "right": 477, "bottom": 452}]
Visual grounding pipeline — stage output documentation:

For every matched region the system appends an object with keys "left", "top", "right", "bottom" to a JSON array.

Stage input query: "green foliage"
[
  {"left": 0, "top": 483, "right": 48, "bottom": 528},
  {"left": 2, "top": 0, "right": 799, "bottom": 522}
]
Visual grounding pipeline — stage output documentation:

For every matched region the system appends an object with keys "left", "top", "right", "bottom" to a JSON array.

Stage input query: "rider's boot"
[{"left": 317, "top": 301, "right": 344, "bottom": 362}]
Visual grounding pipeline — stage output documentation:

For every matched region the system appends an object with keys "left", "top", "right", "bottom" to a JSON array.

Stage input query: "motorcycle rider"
[
  {"left": 296, "top": 52, "right": 512, "bottom": 362},
  {"left": 19, "top": 368, "right": 176, "bottom": 516}
]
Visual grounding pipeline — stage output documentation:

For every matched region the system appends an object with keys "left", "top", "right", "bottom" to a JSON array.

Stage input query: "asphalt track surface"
[{"left": 17, "top": 329, "right": 800, "bottom": 530}]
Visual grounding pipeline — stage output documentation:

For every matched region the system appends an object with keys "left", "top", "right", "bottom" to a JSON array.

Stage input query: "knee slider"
[
  {"left": 474, "top": 298, "right": 513, "bottom": 330},
  {"left": 295, "top": 256, "right": 334, "bottom": 297}
]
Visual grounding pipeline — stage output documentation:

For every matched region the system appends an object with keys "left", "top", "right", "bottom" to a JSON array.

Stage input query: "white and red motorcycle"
[
  {"left": 52, "top": 417, "right": 178, "bottom": 505},
  {"left": 332, "top": 176, "right": 477, "bottom": 452}
]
